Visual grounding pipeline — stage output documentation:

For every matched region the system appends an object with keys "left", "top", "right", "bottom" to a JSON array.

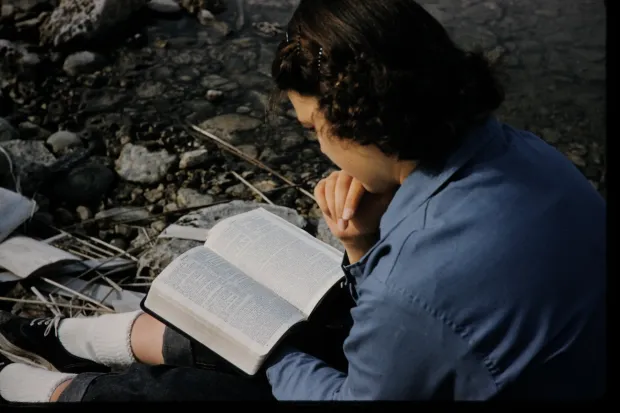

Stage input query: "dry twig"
[
  {"left": 187, "top": 122, "right": 316, "bottom": 201},
  {"left": 231, "top": 171, "right": 275, "bottom": 205}
]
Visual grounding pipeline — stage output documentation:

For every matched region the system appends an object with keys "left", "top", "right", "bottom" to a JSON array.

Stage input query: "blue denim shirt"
[{"left": 265, "top": 117, "right": 606, "bottom": 400}]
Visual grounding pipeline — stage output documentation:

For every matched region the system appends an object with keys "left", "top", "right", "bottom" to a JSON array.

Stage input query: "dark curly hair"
[{"left": 271, "top": 0, "right": 505, "bottom": 168}]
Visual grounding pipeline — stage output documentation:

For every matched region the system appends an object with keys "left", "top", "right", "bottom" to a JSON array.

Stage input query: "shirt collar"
[{"left": 380, "top": 116, "right": 501, "bottom": 235}]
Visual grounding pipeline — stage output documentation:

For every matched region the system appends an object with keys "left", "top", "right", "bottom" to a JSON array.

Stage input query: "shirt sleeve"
[{"left": 265, "top": 276, "right": 492, "bottom": 400}]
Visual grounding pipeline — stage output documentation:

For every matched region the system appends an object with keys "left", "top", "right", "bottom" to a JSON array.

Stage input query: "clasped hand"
[{"left": 314, "top": 171, "right": 395, "bottom": 261}]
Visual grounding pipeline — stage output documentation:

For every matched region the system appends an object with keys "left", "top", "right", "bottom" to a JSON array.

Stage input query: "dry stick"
[
  {"left": 119, "top": 282, "right": 153, "bottom": 288},
  {"left": 87, "top": 235, "right": 139, "bottom": 262},
  {"left": 41, "top": 277, "right": 113, "bottom": 311},
  {"left": 0, "top": 297, "right": 114, "bottom": 313},
  {"left": 62, "top": 200, "right": 231, "bottom": 230},
  {"left": 142, "top": 227, "right": 156, "bottom": 248},
  {"left": 102, "top": 276, "right": 123, "bottom": 292},
  {"left": 50, "top": 247, "right": 131, "bottom": 295},
  {"left": 49, "top": 236, "right": 155, "bottom": 294},
  {"left": 48, "top": 294, "right": 63, "bottom": 316},
  {"left": 30, "top": 287, "right": 61, "bottom": 317},
  {"left": 187, "top": 123, "right": 316, "bottom": 201},
  {"left": 60, "top": 231, "right": 116, "bottom": 258},
  {"left": 51, "top": 226, "right": 136, "bottom": 262},
  {"left": 99, "top": 275, "right": 131, "bottom": 306},
  {"left": 66, "top": 247, "right": 101, "bottom": 260},
  {"left": 231, "top": 171, "right": 275, "bottom": 205},
  {"left": 56, "top": 238, "right": 111, "bottom": 260}
]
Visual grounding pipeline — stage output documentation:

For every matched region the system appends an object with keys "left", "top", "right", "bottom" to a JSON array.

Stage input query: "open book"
[{"left": 141, "top": 208, "right": 345, "bottom": 375}]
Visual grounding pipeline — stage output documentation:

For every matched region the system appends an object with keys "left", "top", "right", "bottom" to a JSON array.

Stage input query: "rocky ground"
[{"left": 0, "top": 0, "right": 607, "bottom": 281}]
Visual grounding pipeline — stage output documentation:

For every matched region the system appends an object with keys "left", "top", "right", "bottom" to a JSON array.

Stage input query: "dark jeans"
[{"left": 58, "top": 289, "right": 354, "bottom": 401}]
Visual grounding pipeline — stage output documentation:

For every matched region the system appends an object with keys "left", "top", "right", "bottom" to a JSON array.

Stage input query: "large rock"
[
  {"left": 137, "top": 200, "right": 307, "bottom": 277},
  {"left": 0, "top": 140, "right": 56, "bottom": 191},
  {"left": 40, "top": 0, "right": 149, "bottom": 47},
  {"left": 316, "top": 218, "right": 345, "bottom": 253},
  {"left": 115, "top": 143, "right": 177, "bottom": 184},
  {"left": 52, "top": 162, "right": 115, "bottom": 205},
  {"left": 198, "top": 114, "right": 262, "bottom": 144}
]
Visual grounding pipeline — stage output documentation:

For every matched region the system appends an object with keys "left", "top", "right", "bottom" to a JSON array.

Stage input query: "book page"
[
  {"left": 0, "top": 188, "right": 38, "bottom": 243},
  {"left": 206, "top": 208, "right": 344, "bottom": 316},
  {"left": 155, "top": 246, "right": 304, "bottom": 353},
  {"left": 0, "top": 236, "right": 79, "bottom": 279}
]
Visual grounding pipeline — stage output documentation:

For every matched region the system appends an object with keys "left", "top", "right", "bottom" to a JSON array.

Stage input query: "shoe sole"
[{"left": 0, "top": 333, "right": 57, "bottom": 372}]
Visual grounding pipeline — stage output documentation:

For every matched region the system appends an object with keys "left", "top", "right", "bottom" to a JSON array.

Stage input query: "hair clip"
[
  {"left": 285, "top": 32, "right": 289, "bottom": 43},
  {"left": 296, "top": 25, "right": 302, "bottom": 55},
  {"left": 317, "top": 47, "right": 323, "bottom": 70}
]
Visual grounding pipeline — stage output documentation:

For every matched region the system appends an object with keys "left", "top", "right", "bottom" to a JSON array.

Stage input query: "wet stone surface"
[{"left": 0, "top": 0, "right": 607, "bottom": 250}]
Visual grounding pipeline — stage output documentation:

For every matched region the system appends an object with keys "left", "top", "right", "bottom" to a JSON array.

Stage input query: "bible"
[{"left": 141, "top": 207, "right": 345, "bottom": 375}]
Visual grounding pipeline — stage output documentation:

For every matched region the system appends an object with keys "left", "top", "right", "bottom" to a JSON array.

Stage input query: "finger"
[
  {"left": 324, "top": 175, "right": 337, "bottom": 221},
  {"left": 335, "top": 173, "right": 353, "bottom": 220},
  {"left": 342, "top": 179, "right": 366, "bottom": 220},
  {"left": 314, "top": 180, "right": 330, "bottom": 218}
]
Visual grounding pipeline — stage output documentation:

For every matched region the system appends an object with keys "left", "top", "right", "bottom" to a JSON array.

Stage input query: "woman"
[{"left": 0, "top": 0, "right": 605, "bottom": 402}]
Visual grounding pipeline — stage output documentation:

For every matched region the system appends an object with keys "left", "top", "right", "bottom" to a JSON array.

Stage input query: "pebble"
[
  {"left": 179, "top": 149, "right": 209, "bottom": 169},
  {"left": 114, "top": 224, "right": 135, "bottom": 238},
  {"left": 225, "top": 183, "right": 247, "bottom": 198},
  {"left": 253, "top": 180, "right": 277, "bottom": 193},
  {"left": 46, "top": 130, "right": 82, "bottom": 155},
  {"left": 206, "top": 89, "right": 224, "bottom": 102},
  {"left": 76, "top": 206, "right": 93, "bottom": 221},
  {"left": 176, "top": 187, "right": 215, "bottom": 208},
  {"left": 197, "top": 9, "right": 215, "bottom": 25},
  {"left": 144, "top": 186, "right": 165, "bottom": 203},
  {"left": 1, "top": 4, "right": 15, "bottom": 19},
  {"left": 164, "top": 203, "right": 179, "bottom": 213},
  {"left": 115, "top": 144, "right": 178, "bottom": 184},
  {"left": 147, "top": 0, "right": 182, "bottom": 13},
  {"left": 151, "top": 220, "right": 168, "bottom": 233},
  {"left": 63, "top": 51, "right": 106, "bottom": 76},
  {"left": 110, "top": 238, "right": 128, "bottom": 250}
]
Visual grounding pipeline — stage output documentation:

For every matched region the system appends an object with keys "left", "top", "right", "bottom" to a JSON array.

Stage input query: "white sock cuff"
[
  {"left": 0, "top": 364, "right": 76, "bottom": 403},
  {"left": 90, "top": 310, "right": 143, "bottom": 367}
]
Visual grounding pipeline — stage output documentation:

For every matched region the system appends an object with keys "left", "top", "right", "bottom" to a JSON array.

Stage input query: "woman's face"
[{"left": 288, "top": 91, "right": 399, "bottom": 194}]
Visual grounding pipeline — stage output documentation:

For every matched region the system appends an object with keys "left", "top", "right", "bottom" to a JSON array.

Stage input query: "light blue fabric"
[{"left": 265, "top": 117, "right": 606, "bottom": 400}]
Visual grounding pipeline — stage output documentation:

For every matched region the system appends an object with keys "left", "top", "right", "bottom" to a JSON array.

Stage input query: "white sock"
[
  {"left": 58, "top": 310, "right": 143, "bottom": 369},
  {"left": 0, "top": 363, "right": 75, "bottom": 402}
]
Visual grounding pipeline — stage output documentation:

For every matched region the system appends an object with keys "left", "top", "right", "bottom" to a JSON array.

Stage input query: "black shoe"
[{"left": 0, "top": 311, "right": 110, "bottom": 374}]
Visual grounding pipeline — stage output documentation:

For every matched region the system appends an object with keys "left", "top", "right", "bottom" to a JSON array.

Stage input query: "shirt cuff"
[{"left": 264, "top": 344, "right": 303, "bottom": 369}]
